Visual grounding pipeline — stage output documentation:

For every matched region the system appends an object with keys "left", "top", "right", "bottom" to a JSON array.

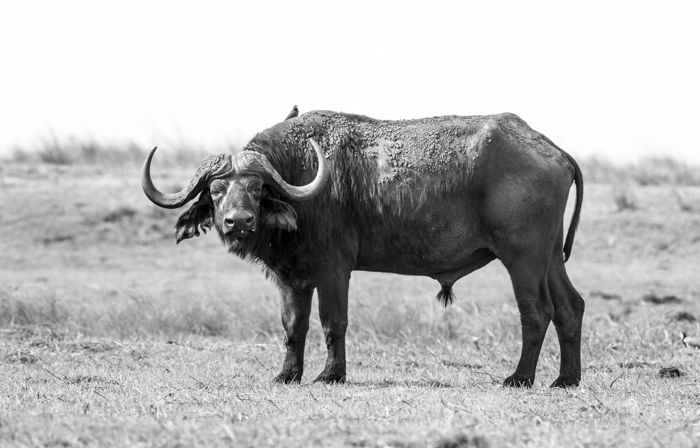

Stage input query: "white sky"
[{"left": 1, "top": 1, "right": 699, "bottom": 162}]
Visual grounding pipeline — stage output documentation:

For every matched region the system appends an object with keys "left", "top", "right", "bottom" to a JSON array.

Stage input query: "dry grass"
[
  {"left": 1, "top": 159, "right": 700, "bottom": 447},
  {"left": 6, "top": 137, "right": 700, "bottom": 185},
  {"left": 611, "top": 185, "right": 638, "bottom": 212},
  {"left": 580, "top": 156, "right": 700, "bottom": 186},
  {"left": 9, "top": 135, "right": 215, "bottom": 167}
]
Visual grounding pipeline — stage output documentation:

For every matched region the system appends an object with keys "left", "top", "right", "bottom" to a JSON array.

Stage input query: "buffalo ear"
[
  {"left": 175, "top": 192, "right": 214, "bottom": 243},
  {"left": 261, "top": 198, "right": 298, "bottom": 231}
]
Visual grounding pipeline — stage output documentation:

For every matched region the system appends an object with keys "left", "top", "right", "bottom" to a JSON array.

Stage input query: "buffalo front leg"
[
  {"left": 273, "top": 285, "right": 313, "bottom": 384},
  {"left": 314, "top": 271, "right": 350, "bottom": 383}
]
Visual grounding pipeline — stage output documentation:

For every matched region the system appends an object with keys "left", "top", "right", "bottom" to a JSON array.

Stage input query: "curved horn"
[
  {"left": 273, "top": 139, "right": 328, "bottom": 200},
  {"left": 235, "top": 138, "right": 328, "bottom": 201},
  {"left": 141, "top": 147, "right": 233, "bottom": 209}
]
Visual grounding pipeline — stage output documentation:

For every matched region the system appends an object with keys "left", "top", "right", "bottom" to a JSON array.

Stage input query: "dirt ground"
[{"left": 1, "top": 162, "right": 699, "bottom": 447}]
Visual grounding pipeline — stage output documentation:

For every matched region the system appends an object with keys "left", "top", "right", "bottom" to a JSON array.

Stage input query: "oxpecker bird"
[{"left": 285, "top": 105, "right": 299, "bottom": 120}]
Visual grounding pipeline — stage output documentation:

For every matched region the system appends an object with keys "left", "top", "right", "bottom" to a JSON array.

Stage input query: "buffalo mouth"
[{"left": 225, "top": 229, "right": 252, "bottom": 248}]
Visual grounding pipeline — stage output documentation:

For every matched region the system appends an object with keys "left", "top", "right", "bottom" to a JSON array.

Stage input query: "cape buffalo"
[{"left": 142, "top": 110, "right": 584, "bottom": 388}]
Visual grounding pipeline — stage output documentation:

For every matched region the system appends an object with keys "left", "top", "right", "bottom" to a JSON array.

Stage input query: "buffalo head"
[{"left": 141, "top": 139, "right": 328, "bottom": 250}]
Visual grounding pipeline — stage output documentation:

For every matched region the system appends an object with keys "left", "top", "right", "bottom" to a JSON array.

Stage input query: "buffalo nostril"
[{"left": 224, "top": 211, "right": 253, "bottom": 230}]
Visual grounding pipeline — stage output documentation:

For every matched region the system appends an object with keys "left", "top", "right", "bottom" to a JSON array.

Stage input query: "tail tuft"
[{"left": 436, "top": 285, "right": 456, "bottom": 307}]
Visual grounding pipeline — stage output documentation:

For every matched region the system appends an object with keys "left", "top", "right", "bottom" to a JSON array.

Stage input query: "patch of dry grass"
[
  {"left": 580, "top": 156, "right": 700, "bottom": 186},
  {"left": 1, "top": 301, "right": 699, "bottom": 447},
  {"left": 9, "top": 135, "right": 216, "bottom": 167}
]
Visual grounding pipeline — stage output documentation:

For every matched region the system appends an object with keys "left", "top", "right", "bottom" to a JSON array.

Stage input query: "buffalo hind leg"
[
  {"left": 314, "top": 271, "right": 350, "bottom": 383},
  {"left": 273, "top": 285, "right": 313, "bottom": 384},
  {"left": 503, "top": 256, "right": 553, "bottom": 387},
  {"left": 549, "top": 259, "right": 584, "bottom": 388}
]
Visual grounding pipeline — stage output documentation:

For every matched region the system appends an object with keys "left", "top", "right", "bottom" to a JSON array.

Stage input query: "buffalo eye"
[
  {"left": 209, "top": 180, "right": 228, "bottom": 201},
  {"left": 248, "top": 182, "right": 263, "bottom": 198}
]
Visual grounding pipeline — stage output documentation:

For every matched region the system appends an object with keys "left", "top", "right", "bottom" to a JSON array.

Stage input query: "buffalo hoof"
[
  {"left": 550, "top": 376, "right": 580, "bottom": 388},
  {"left": 313, "top": 370, "right": 346, "bottom": 384},
  {"left": 503, "top": 374, "right": 534, "bottom": 388},
  {"left": 273, "top": 370, "right": 302, "bottom": 384}
]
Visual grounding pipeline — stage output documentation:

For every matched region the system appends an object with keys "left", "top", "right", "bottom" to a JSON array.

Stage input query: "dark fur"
[{"left": 261, "top": 197, "right": 298, "bottom": 231}]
